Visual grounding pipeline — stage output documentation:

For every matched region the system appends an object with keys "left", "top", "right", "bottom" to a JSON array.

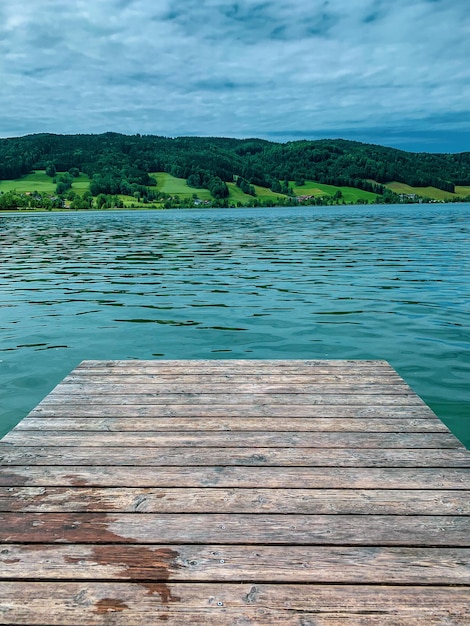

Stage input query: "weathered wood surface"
[
  {"left": 2, "top": 487, "right": 469, "bottom": 514},
  {"left": 1, "top": 583, "right": 469, "bottom": 625},
  {"left": 1, "top": 465, "right": 469, "bottom": 488},
  {"left": 28, "top": 403, "right": 438, "bottom": 417},
  {"left": 3, "top": 446, "right": 470, "bottom": 467},
  {"left": 1, "top": 359, "right": 469, "bottom": 625},
  {"left": 36, "top": 392, "right": 427, "bottom": 405},
  {"left": 12, "top": 416, "right": 450, "bottom": 432},
  {"left": 1, "top": 512, "right": 469, "bottom": 546},
  {"left": 1, "top": 545, "right": 469, "bottom": 584},
  {"left": 4, "top": 430, "right": 461, "bottom": 448}
]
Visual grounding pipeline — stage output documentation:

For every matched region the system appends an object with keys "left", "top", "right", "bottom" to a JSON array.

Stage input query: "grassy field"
[
  {"left": 150, "top": 172, "right": 212, "bottom": 200},
  {"left": 291, "top": 180, "right": 380, "bottom": 203},
  {"left": 253, "top": 185, "right": 288, "bottom": 202},
  {"left": 3, "top": 170, "right": 467, "bottom": 208},
  {"left": 152, "top": 173, "right": 288, "bottom": 205},
  {"left": 0, "top": 170, "right": 90, "bottom": 195},
  {"left": 226, "top": 182, "right": 287, "bottom": 204},
  {"left": 226, "top": 183, "right": 251, "bottom": 203},
  {"left": 118, "top": 195, "right": 153, "bottom": 208},
  {"left": 386, "top": 182, "right": 455, "bottom": 201},
  {"left": 384, "top": 182, "right": 470, "bottom": 201},
  {"left": 0, "top": 171, "right": 56, "bottom": 194},
  {"left": 70, "top": 174, "right": 90, "bottom": 195}
]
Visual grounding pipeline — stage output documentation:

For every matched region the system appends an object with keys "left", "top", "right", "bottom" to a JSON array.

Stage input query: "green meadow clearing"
[
  {"left": 226, "top": 182, "right": 287, "bottom": 204},
  {"left": 226, "top": 183, "right": 254, "bottom": 203},
  {"left": 67, "top": 174, "right": 90, "bottom": 194},
  {"left": 0, "top": 170, "right": 90, "bottom": 195},
  {"left": 150, "top": 173, "right": 213, "bottom": 200},
  {"left": 3, "top": 169, "right": 469, "bottom": 209},
  {"left": 0, "top": 171, "right": 57, "bottom": 194},
  {"left": 1, "top": 170, "right": 382, "bottom": 206},
  {"left": 149, "top": 174, "right": 380, "bottom": 204},
  {"left": 252, "top": 184, "right": 289, "bottom": 202},
  {"left": 291, "top": 181, "right": 379, "bottom": 203},
  {"left": 151, "top": 173, "right": 290, "bottom": 204},
  {"left": 384, "top": 182, "right": 470, "bottom": 201}
]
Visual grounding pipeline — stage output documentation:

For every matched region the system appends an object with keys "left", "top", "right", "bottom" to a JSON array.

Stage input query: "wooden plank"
[
  {"left": 0, "top": 583, "right": 469, "bottom": 626},
  {"left": 51, "top": 380, "right": 414, "bottom": 394},
  {"left": 2, "top": 487, "right": 469, "bottom": 515},
  {"left": 53, "top": 383, "right": 415, "bottom": 395},
  {"left": 77, "top": 358, "right": 392, "bottom": 369},
  {"left": 1, "top": 513, "right": 469, "bottom": 546},
  {"left": 28, "top": 403, "right": 439, "bottom": 418},
  {"left": 37, "top": 392, "right": 427, "bottom": 405},
  {"left": 2, "top": 466, "right": 469, "bottom": 489},
  {"left": 1, "top": 544, "right": 469, "bottom": 585},
  {"left": 13, "top": 417, "right": 449, "bottom": 433},
  {"left": 3, "top": 446, "right": 469, "bottom": 467},
  {"left": 62, "top": 373, "right": 405, "bottom": 384},
  {"left": 4, "top": 431, "right": 459, "bottom": 448},
  {"left": 57, "top": 381, "right": 413, "bottom": 394}
]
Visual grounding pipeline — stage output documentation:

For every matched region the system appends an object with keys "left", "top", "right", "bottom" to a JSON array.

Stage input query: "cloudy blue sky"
[{"left": 1, "top": 0, "right": 469, "bottom": 152}]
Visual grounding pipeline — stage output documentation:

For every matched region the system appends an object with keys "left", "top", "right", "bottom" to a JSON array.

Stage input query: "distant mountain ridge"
[{"left": 1, "top": 133, "right": 469, "bottom": 199}]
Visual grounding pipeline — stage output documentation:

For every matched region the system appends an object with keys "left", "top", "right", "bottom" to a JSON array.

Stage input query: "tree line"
[{"left": 1, "top": 132, "right": 469, "bottom": 202}]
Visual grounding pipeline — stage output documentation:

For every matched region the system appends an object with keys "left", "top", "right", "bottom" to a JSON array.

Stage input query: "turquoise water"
[{"left": 1, "top": 205, "right": 469, "bottom": 446}]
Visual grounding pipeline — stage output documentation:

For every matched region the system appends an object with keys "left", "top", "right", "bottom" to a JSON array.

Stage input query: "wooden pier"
[{"left": 0, "top": 359, "right": 469, "bottom": 624}]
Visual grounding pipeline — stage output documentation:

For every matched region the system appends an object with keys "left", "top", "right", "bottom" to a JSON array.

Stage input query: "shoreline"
[{"left": 2, "top": 200, "right": 470, "bottom": 217}]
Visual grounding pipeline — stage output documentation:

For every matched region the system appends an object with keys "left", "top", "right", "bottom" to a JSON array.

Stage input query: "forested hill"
[{"left": 1, "top": 132, "right": 470, "bottom": 198}]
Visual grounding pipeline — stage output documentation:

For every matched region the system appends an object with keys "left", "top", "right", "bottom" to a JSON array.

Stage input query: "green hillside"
[
  {"left": 151, "top": 174, "right": 290, "bottom": 205},
  {"left": 150, "top": 172, "right": 212, "bottom": 200},
  {"left": 291, "top": 181, "right": 379, "bottom": 203},
  {"left": 1, "top": 133, "right": 469, "bottom": 209},
  {"left": 386, "top": 182, "right": 453, "bottom": 201},
  {"left": 226, "top": 182, "right": 254, "bottom": 203},
  {"left": 6, "top": 167, "right": 470, "bottom": 211},
  {"left": 12, "top": 168, "right": 464, "bottom": 209},
  {"left": 385, "top": 181, "right": 470, "bottom": 201},
  {"left": 0, "top": 145, "right": 470, "bottom": 210},
  {"left": 0, "top": 170, "right": 90, "bottom": 195},
  {"left": 253, "top": 185, "right": 288, "bottom": 202},
  {"left": 0, "top": 170, "right": 55, "bottom": 194}
]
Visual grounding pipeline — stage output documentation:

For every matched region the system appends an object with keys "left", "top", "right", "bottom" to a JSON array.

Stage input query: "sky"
[{"left": 1, "top": 0, "right": 469, "bottom": 153}]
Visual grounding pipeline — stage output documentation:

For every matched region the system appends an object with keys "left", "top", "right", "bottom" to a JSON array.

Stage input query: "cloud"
[
  {"left": 159, "top": 1, "right": 338, "bottom": 43},
  {"left": 0, "top": 0, "right": 469, "bottom": 151}
]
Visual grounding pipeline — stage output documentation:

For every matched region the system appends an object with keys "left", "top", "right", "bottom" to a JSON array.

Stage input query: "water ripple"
[{"left": 0, "top": 205, "right": 469, "bottom": 445}]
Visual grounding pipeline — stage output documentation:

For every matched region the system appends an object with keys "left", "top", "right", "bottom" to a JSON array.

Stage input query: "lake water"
[{"left": 1, "top": 205, "right": 469, "bottom": 447}]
